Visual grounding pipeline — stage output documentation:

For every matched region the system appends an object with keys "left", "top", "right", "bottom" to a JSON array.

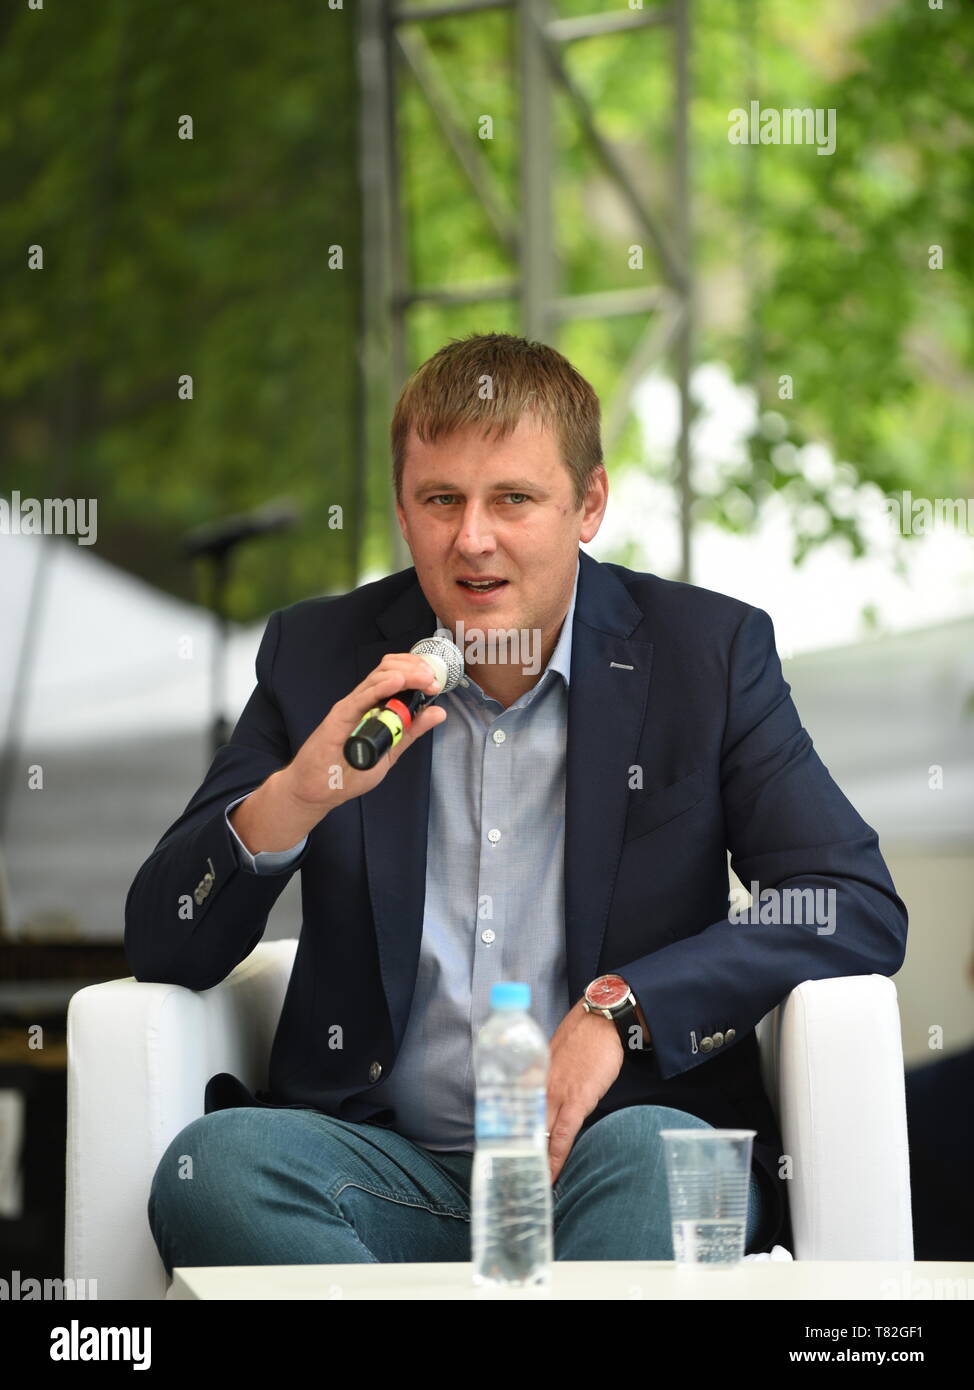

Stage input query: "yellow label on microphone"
[
  {"left": 351, "top": 705, "right": 404, "bottom": 747},
  {"left": 374, "top": 708, "right": 404, "bottom": 746},
  {"left": 351, "top": 706, "right": 380, "bottom": 736}
]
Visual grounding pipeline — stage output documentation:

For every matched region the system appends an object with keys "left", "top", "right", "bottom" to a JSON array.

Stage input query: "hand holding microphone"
[
  {"left": 343, "top": 636, "right": 464, "bottom": 771},
  {"left": 230, "top": 637, "right": 464, "bottom": 855}
]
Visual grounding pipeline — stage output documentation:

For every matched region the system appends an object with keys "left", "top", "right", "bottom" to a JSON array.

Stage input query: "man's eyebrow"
[{"left": 412, "top": 479, "right": 550, "bottom": 498}]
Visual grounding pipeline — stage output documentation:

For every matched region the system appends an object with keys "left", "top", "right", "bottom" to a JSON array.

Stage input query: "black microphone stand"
[{"left": 181, "top": 501, "right": 298, "bottom": 765}]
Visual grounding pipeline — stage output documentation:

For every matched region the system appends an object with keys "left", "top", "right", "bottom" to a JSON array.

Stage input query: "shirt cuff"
[{"left": 225, "top": 793, "right": 308, "bottom": 875}]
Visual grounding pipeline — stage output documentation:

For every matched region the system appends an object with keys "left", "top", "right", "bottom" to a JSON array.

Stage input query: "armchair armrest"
[
  {"left": 759, "top": 974, "right": 913, "bottom": 1260},
  {"left": 65, "top": 939, "right": 298, "bottom": 1300}
]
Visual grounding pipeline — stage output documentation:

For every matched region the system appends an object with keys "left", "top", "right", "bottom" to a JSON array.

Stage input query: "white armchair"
[{"left": 65, "top": 945, "right": 913, "bottom": 1299}]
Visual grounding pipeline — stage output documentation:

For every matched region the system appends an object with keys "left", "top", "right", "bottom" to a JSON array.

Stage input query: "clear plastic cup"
[{"left": 660, "top": 1128, "right": 755, "bottom": 1267}]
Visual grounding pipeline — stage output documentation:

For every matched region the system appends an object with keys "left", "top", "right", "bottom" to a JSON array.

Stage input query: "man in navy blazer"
[{"left": 127, "top": 333, "right": 908, "bottom": 1268}]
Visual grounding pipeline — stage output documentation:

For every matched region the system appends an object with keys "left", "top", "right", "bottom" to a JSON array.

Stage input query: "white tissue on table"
[{"left": 743, "top": 1244, "right": 794, "bottom": 1262}]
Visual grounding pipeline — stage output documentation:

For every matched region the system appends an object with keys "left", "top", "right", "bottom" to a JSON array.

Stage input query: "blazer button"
[
  {"left": 369, "top": 1062, "right": 382, "bottom": 1082},
  {"left": 725, "top": 1028, "right": 735, "bottom": 1043},
  {"left": 700, "top": 1036, "right": 714, "bottom": 1052},
  {"left": 712, "top": 1031, "right": 724, "bottom": 1047}
]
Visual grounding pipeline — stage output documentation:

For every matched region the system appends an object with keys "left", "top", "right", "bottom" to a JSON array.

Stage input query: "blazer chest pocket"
[{"left": 623, "top": 769, "right": 704, "bottom": 843}]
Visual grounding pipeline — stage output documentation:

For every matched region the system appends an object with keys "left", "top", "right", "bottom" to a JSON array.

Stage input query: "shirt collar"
[
  {"left": 543, "top": 552, "right": 579, "bottom": 690},
  {"left": 434, "top": 553, "right": 580, "bottom": 700}
]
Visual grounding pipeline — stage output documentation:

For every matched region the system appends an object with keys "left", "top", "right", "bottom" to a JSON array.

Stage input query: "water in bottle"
[{"left": 471, "top": 981, "right": 553, "bottom": 1287}]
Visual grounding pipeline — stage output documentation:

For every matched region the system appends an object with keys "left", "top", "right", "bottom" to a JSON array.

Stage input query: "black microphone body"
[
  {"left": 344, "top": 686, "right": 433, "bottom": 770},
  {"left": 343, "top": 636, "right": 464, "bottom": 771}
]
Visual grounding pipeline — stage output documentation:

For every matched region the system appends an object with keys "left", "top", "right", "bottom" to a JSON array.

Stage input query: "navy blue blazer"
[{"left": 124, "top": 548, "right": 908, "bottom": 1254}]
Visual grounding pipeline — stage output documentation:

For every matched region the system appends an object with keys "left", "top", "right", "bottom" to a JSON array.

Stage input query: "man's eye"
[{"left": 426, "top": 494, "right": 529, "bottom": 505}]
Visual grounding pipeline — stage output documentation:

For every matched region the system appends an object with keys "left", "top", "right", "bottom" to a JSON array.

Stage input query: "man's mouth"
[{"left": 457, "top": 579, "right": 508, "bottom": 592}]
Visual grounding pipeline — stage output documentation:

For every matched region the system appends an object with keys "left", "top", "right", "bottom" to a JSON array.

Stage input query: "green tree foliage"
[
  {"left": 2, "top": 0, "right": 969, "bottom": 614},
  {"left": 710, "top": 0, "right": 974, "bottom": 559},
  {"left": 398, "top": 0, "right": 972, "bottom": 563},
  {"left": 1, "top": 0, "right": 361, "bottom": 616}
]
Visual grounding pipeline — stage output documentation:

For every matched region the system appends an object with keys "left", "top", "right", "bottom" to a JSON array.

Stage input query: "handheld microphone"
[{"left": 343, "top": 636, "right": 465, "bottom": 770}]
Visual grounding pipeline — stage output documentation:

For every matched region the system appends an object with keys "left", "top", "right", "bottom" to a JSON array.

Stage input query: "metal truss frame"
[{"left": 358, "top": 0, "right": 693, "bottom": 578}]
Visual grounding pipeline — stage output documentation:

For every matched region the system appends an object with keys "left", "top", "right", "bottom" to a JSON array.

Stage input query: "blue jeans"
[{"left": 148, "top": 1103, "right": 770, "bottom": 1273}]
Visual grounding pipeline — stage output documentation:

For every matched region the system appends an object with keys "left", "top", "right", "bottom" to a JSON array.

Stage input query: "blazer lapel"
[
  {"left": 355, "top": 576, "right": 439, "bottom": 1056},
  {"left": 565, "top": 551, "right": 654, "bottom": 1002}
]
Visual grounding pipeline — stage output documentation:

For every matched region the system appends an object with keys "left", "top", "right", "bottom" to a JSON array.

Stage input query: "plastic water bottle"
[{"left": 471, "top": 981, "right": 553, "bottom": 1287}]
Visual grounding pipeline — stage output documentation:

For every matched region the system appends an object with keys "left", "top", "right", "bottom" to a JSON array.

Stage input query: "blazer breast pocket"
[{"left": 623, "top": 769, "right": 705, "bottom": 843}]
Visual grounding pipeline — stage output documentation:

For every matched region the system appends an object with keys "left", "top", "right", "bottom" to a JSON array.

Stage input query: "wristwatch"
[{"left": 582, "top": 973, "right": 652, "bottom": 1054}]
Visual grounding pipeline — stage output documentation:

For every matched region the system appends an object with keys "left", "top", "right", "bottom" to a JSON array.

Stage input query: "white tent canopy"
[
  {"left": 782, "top": 618, "right": 974, "bottom": 850},
  {"left": 1, "top": 534, "right": 304, "bottom": 942}
]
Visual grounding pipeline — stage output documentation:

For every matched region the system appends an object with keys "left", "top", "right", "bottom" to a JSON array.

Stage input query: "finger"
[
  {"left": 547, "top": 1113, "right": 582, "bottom": 1187},
  {"left": 395, "top": 704, "right": 446, "bottom": 752},
  {"left": 382, "top": 708, "right": 445, "bottom": 774},
  {"left": 375, "top": 656, "right": 440, "bottom": 688},
  {"left": 343, "top": 662, "right": 440, "bottom": 716},
  {"left": 373, "top": 658, "right": 442, "bottom": 699},
  {"left": 412, "top": 703, "right": 448, "bottom": 732},
  {"left": 354, "top": 663, "right": 438, "bottom": 704},
  {"left": 545, "top": 1104, "right": 560, "bottom": 1185}
]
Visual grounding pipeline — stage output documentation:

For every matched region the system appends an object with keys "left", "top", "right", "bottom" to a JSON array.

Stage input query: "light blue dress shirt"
[{"left": 226, "top": 556, "right": 580, "bottom": 1150}]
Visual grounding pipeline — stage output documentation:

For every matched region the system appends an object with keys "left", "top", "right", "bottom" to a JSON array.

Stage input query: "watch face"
[{"left": 588, "top": 974, "right": 629, "bottom": 1009}]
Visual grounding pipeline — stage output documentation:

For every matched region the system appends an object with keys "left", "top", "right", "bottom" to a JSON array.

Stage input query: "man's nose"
[{"left": 455, "top": 503, "right": 496, "bottom": 552}]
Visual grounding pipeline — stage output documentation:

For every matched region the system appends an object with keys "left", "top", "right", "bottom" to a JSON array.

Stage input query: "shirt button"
[
  {"left": 725, "top": 1028, "right": 736, "bottom": 1043},
  {"left": 487, "top": 828, "right": 501, "bottom": 843},
  {"left": 712, "top": 1031, "right": 724, "bottom": 1047},
  {"left": 481, "top": 928, "right": 496, "bottom": 945},
  {"left": 368, "top": 1061, "right": 382, "bottom": 1082},
  {"left": 492, "top": 729, "right": 506, "bottom": 744},
  {"left": 700, "top": 1036, "right": 714, "bottom": 1052}
]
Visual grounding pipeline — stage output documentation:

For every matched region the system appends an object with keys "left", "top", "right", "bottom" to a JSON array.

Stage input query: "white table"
[{"left": 168, "top": 1259, "right": 974, "bottom": 1300}]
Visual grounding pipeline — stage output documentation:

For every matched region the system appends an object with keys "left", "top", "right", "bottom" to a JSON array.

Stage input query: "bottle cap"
[{"left": 490, "top": 981, "right": 531, "bottom": 1011}]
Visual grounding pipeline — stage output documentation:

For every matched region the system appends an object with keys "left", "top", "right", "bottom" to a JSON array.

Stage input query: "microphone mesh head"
[{"left": 410, "top": 635, "right": 465, "bottom": 693}]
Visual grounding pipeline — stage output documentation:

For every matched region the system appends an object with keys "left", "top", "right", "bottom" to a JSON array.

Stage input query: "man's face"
[{"left": 395, "top": 414, "right": 607, "bottom": 653}]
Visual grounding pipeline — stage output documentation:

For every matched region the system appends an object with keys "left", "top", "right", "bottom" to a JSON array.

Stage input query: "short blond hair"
[{"left": 391, "top": 332, "right": 603, "bottom": 510}]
